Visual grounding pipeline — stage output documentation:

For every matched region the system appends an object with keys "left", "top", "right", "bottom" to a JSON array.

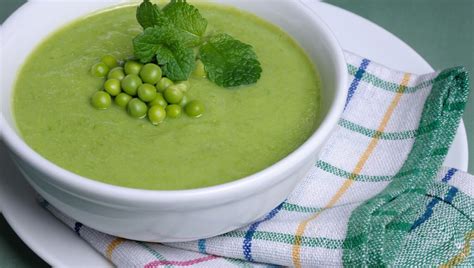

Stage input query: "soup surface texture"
[{"left": 14, "top": 3, "right": 321, "bottom": 190}]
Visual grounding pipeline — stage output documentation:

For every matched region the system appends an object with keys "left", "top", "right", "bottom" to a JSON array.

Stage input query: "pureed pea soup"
[{"left": 13, "top": 3, "right": 321, "bottom": 190}]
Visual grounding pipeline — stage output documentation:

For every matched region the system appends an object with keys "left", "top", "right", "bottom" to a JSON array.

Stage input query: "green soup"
[{"left": 13, "top": 3, "right": 321, "bottom": 190}]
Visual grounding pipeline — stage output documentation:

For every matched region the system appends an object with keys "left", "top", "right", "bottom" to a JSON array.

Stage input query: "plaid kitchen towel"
[{"left": 41, "top": 51, "right": 473, "bottom": 267}]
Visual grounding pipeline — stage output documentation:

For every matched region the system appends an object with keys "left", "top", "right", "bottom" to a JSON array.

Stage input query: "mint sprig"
[{"left": 133, "top": 0, "right": 262, "bottom": 88}]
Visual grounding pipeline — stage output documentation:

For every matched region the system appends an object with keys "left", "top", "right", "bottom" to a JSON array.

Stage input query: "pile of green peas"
[{"left": 90, "top": 55, "right": 205, "bottom": 125}]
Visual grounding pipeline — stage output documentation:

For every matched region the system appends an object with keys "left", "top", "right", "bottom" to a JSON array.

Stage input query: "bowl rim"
[{"left": 0, "top": 0, "right": 348, "bottom": 207}]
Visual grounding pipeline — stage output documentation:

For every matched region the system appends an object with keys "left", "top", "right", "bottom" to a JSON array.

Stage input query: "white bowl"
[{"left": 1, "top": 0, "right": 347, "bottom": 242}]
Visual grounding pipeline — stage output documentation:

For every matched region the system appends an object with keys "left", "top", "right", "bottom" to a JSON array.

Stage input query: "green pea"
[
  {"left": 127, "top": 98, "right": 148, "bottom": 118},
  {"left": 104, "top": 79, "right": 121, "bottom": 96},
  {"left": 148, "top": 105, "right": 167, "bottom": 125},
  {"left": 115, "top": 93, "right": 132, "bottom": 108},
  {"left": 90, "top": 62, "right": 109, "bottom": 78},
  {"left": 148, "top": 93, "right": 168, "bottom": 108},
  {"left": 156, "top": 77, "right": 174, "bottom": 92},
  {"left": 179, "top": 95, "right": 188, "bottom": 107},
  {"left": 91, "top": 91, "right": 112, "bottom": 109},
  {"left": 137, "top": 83, "right": 157, "bottom": 102},
  {"left": 192, "top": 59, "right": 206, "bottom": 78},
  {"left": 124, "top": 61, "right": 143, "bottom": 75},
  {"left": 101, "top": 55, "right": 119, "bottom": 68},
  {"left": 185, "top": 100, "right": 205, "bottom": 118},
  {"left": 166, "top": 104, "right": 182, "bottom": 119},
  {"left": 164, "top": 85, "right": 184, "bottom": 104},
  {"left": 139, "top": 63, "right": 162, "bottom": 84},
  {"left": 174, "top": 81, "right": 190, "bottom": 92},
  {"left": 108, "top": 67, "right": 125, "bottom": 80},
  {"left": 121, "top": 74, "right": 143, "bottom": 96}
]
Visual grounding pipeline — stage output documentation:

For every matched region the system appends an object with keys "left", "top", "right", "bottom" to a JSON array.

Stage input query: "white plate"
[{"left": 0, "top": 2, "right": 469, "bottom": 267}]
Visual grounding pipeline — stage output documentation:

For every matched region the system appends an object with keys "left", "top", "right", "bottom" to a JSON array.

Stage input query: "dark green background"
[{"left": 1, "top": 0, "right": 472, "bottom": 267}]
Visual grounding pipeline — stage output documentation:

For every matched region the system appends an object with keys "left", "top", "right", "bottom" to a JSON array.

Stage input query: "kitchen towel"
[{"left": 41, "top": 51, "right": 473, "bottom": 267}]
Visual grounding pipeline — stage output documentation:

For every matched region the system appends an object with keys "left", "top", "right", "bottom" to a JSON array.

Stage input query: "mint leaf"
[
  {"left": 163, "top": 0, "right": 207, "bottom": 44},
  {"left": 156, "top": 39, "right": 196, "bottom": 81},
  {"left": 155, "top": 42, "right": 195, "bottom": 81},
  {"left": 200, "top": 33, "right": 262, "bottom": 88},
  {"left": 136, "top": 0, "right": 168, "bottom": 29},
  {"left": 133, "top": 26, "right": 166, "bottom": 63},
  {"left": 133, "top": 26, "right": 195, "bottom": 81},
  {"left": 136, "top": 0, "right": 207, "bottom": 47}
]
